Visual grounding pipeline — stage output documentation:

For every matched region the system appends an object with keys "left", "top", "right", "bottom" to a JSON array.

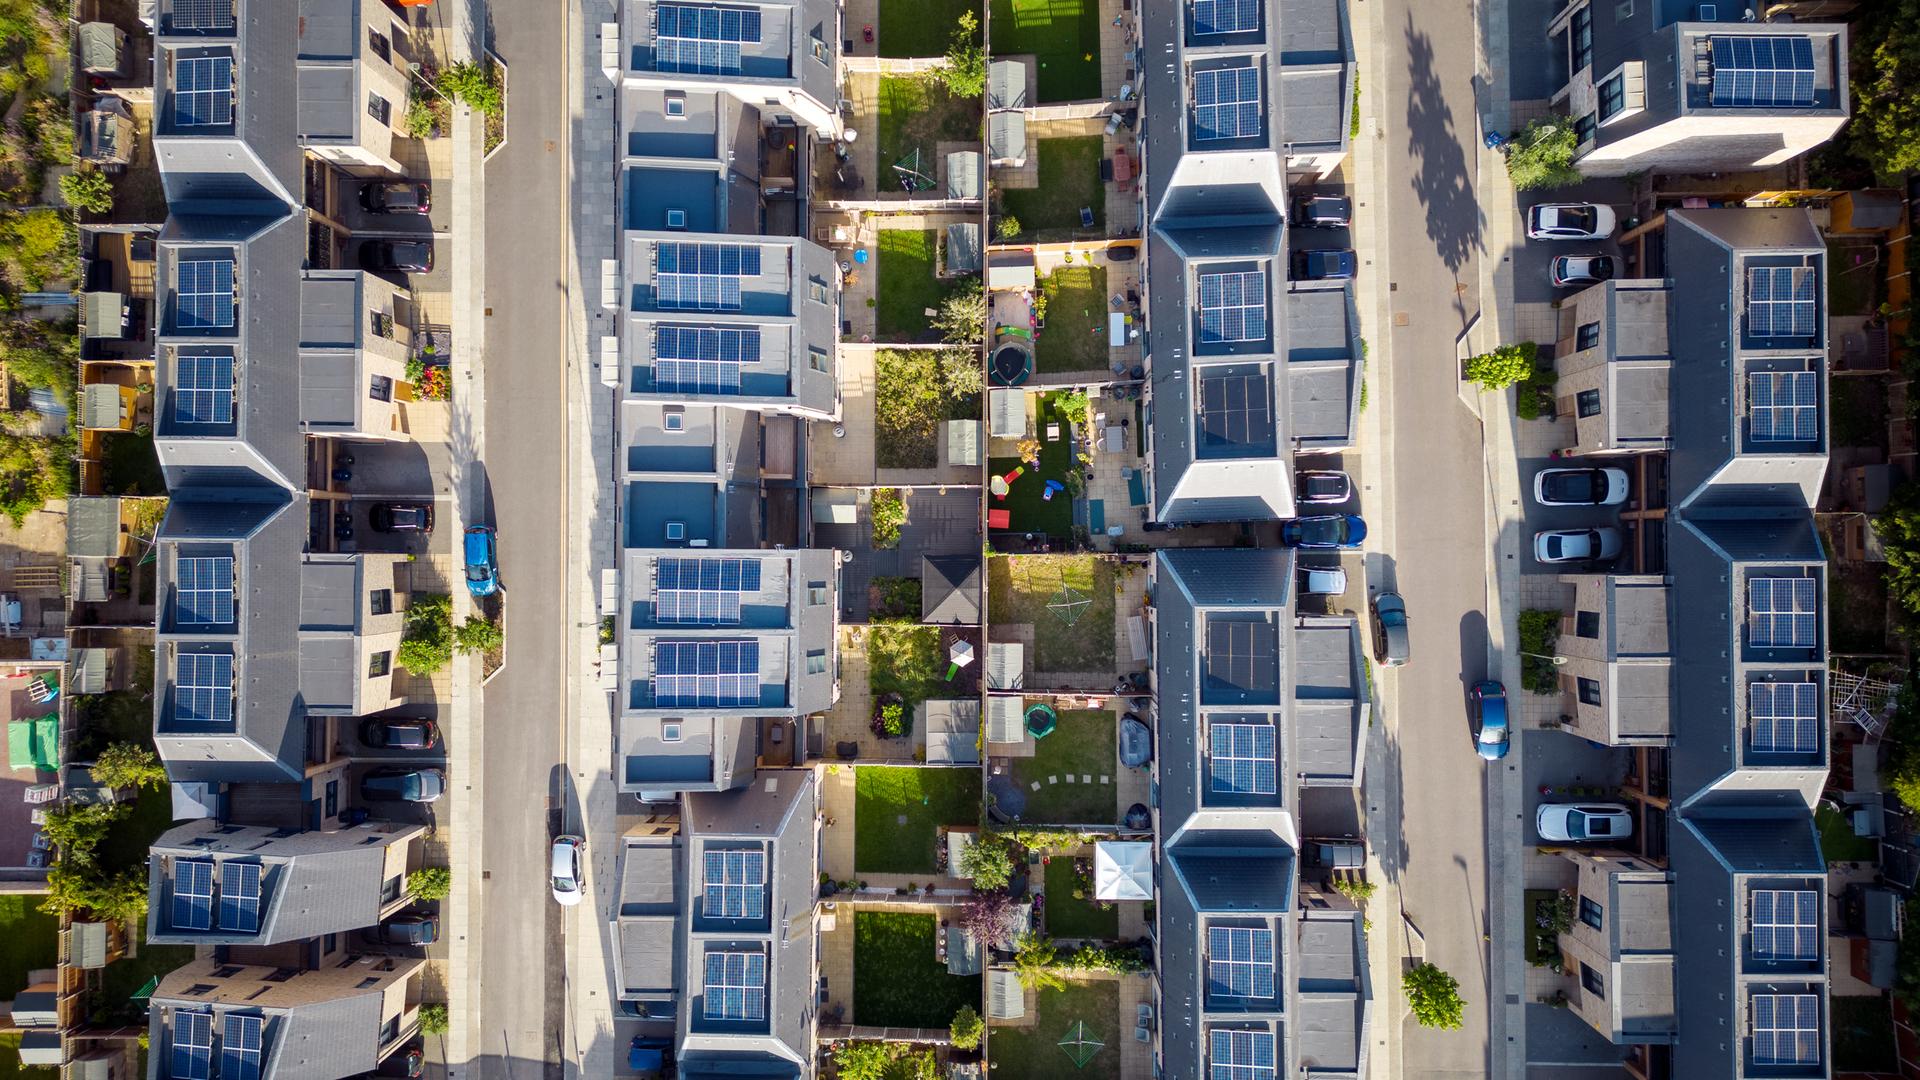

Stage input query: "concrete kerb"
[{"left": 483, "top": 49, "right": 510, "bottom": 163}]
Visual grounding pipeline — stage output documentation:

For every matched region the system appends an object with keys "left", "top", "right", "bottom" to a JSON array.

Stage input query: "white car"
[
  {"left": 1526, "top": 203, "right": 1617, "bottom": 241},
  {"left": 1533, "top": 467, "right": 1630, "bottom": 506},
  {"left": 1537, "top": 803, "right": 1634, "bottom": 843},
  {"left": 1533, "top": 527, "right": 1622, "bottom": 564},
  {"left": 1550, "top": 254, "right": 1616, "bottom": 287},
  {"left": 551, "top": 835, "right": 584, "bottom": 906},
  {"left": 1299, "top": 565, "right": 1348, "bottom": 596}
]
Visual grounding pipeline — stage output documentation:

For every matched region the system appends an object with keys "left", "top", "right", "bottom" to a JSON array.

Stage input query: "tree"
[
  {"left": 1012, "top": 932, "right": 1067, "bottom": 992},
  {"left": 90, "top": 743, "right": 166, "bottom": 789},
  {"left": 950, "top": 1004, "right": 984, "bottom": 1050},
  {"left": 1403, "top": 963, "right": 1466, "bottom": 1030},
  {"left": 1505, "top": 118, "right": 1582, "bottom": 192},
  {"left": 408, "top": 867, "right": 453, "bottom": 901},
  {"left": 1463, "top": 342, "right": 1539, "bottom": 392},
  {"left": 1847, "top": 0, "right": 1920, "bottom": 177},
  {"left": 932, "top": 280, "right": 987, "bottom": 347},
  {"left": 43, "top": 864, "right": 147, "bottom": 923},
  {"left": 938, "top": 346, "right": 984, "bottom": 397},
  {"left": 936, "top": 11, "right": 986, "bottom": 98},
  {"left": 59, "top": 170, "right": 114, "bottom": 215},
  {"left": 1877, "top": 481, "right": 1920, "bottom": 629},
  {"left": 419, "top": 1003, "right": 450, "bottom": 1036},
  {"left": 398, "top": 594, "right": 455, "bottom": 676},
  {"left": 832, "top": 1042, "right": 895, "bottom": 1080},
  {"left": 957, "top": 891, "right": 1026, "bottom": 950},
  {"left": 39, "top": 802, "right": 130, "bottom": 866},
  {"left": 994, "top": 214, "right": 1022, "bottom": 241},
  {"left": 454, "top": 615, "right": 503, "bottom": 656},
  {"left": 956, "top": 835, "right": 1014, "bottom": 890}
]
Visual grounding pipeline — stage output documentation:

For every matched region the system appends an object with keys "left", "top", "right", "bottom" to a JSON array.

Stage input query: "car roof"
[{"left": 464, "top": 529, "right": 492, "bottom": 558}]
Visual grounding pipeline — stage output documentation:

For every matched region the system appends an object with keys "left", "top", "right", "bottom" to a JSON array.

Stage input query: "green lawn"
[
  {"left": 1043, "top": 856, "right": 1120, "bottom": 939},
  {"left": 876, "top": 231, "right": 970, "bottom": 341},
  {"left": 879, "top": 0, "right": 980, "bottom": 59},
  {"left": 1000, "top": 137, "right": 1106, "bottom": 239},
  {"left": 853, "top": 911, "right": 982, "bottom": 1027},
  {"left": 99, "top": 432, "right": 165, "bottom": 497},
  {"left": 854, "top": 765, "right": 983, "bottom": 874},
  {"left": 0, "top": 896, "right": 57, "bottom": 1001},
  {"left": 988, "top": 555, "right": 1116, "bottom": 672},
  {"left": 875, "top": 78, "right": 981, "bottom": 193},
  {"left": 986, "top": 978, "right": 1120, "bottom": 1078},
  {"left": 1816, "top": 803, "right": 1879, "bottom": 863},
  {"left": 1831, "top": 995, "right": 1897, "bottom": 1073},
  {"left": 0, "top": 1033, "right": 34, "bottom": 1080},
  {"left": 988, "top": 0, "right": 1103, "bottom": 102},
  {"left": 1035, "top": 266, "right": 1111, "bottom": 374},
  {"left": 1825, "top": 239, "right": 1880, "bottom": 316},
  {"left": 94, "top": 926, "right": 195, "bottom": 1027},
  {"left": 868, "top": 625, "right": 949, "bottom": 725},
  {"left": 987, "top": 393, "right": 1083, "bottom": 538},
  {"left": 1011, "top": 709, "right": 1118, "bottom": 824}
]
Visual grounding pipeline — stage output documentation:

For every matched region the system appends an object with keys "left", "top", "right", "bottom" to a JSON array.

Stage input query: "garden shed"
[
  {"left": 987, "top": 969, "right": 1026, "bottom": 1019},
  {"left": 946, "top": 150, "right": 982, "bottom": 201},
  {"left": 987, "top": 695, "right": 1025, "bottom": 744},
  {"left": 923, "top": 698, "right": 982, "bottom": 765},
  {"left": 988, "top": 60, "right": 1028, "bottom": 110}
]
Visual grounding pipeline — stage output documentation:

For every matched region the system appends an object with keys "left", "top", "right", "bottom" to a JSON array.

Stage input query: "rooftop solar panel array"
[
  {"left": 175, "top": 353, "right": 236, "bottom": 424},
  {"left": 1204, "top": 620, "right": 1279, "bottom": 699},
  {"left": 656, "top": 4, "right": 762, "bottom": 75},
  {"left": 220, "top": 1014, "right": 263, "bottom": 1080},
  {"left": 654, "top": 326, "right": 759, "bottom": 394},
  {"left": 703, "top": 849, "right": 767, "bottom": 919},
  {"left": 1193, "top": 67, "right": 1261, "bottom": 142},
  {"left": 1710, "top": 35, "right": 1816, "bottom": 108},
  {"left": 169, "top": 0, "right": 235, "bottom": 30},
  {"left": 702, "top": 951, "right": 767, "bottom": 1021},
  {"left": 1199, "top": 370, "right": 1274, "bottom": 450},
  {"left": 1209, "top": 722, "right": 1277, "bottom": 795},
  {"left": 1746, "top": 576, "right": 1817, "bottom": 648},
  {"left": 172, "top": 858, "right": 215, "bottom": 930},
  {"left": 172, "top": 1010, "right": 214, "bottom": 1080},
  {"left": 219, "top": 861, "right": 261, "bottom": 933},
  {"left": 1751, "top": 993, "right": 1821, "bottom": 1066},
  {"left": 1191, "top": 0, "right": 1258, "bottom": 35},
  {"left": 1209, "top": 1029, "right": 1277, "bottom": 1080},
  {"left": 653, "top": 640, "right": 760, "bottom": 708},
  {"left": 1747, "top": 266, "right": 1817, "bottom": 338},
  {"left": 1748, "top": 680, "right": 1819, "bottom": 754},
  {"left": 176, "top": 260, "right": 236, "bottom": 331},
  {"left": 176, "top": 652, "right": 234, "bottom": 723},
  {"left": 1750, "top": 889, "right": 1820, "bottom": 960},
  {"left": 656, "top": 557, "right": 761, "bottom": 624},
  {"left": 173, "top": 56, "right": 234, "bottom": 127},
  {"left": 1198, "top": 271, "right": 1268, "bottom": 343},
  {"left": 656, "top": 243, "right": 761, "bottom": 311},
  {"left": 176, "top": 556, "right": 235, "bottom": 626},
  {"left": 1748, "top": 371, "right": 1818, "bottom": 442},
  {"left": 1206, "top": 926, "right": 1276, "bottom": 999}
]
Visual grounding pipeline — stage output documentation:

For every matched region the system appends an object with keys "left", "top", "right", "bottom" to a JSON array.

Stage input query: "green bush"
[
  {"left": 1505, "top": 118, "right": 1583, "bottom": 191},
  {"left": 0, "top": 431, "right": 75, "bottom": 525},
  {"left": 60, "top": 170, "right": 114, "bottom": 215},
  {"left": 995, "top": 214, "right": 1022, "bottom": 241},
  {"left": 1403, "top": 963, "right": 1466, "bottom": 1030},
  {"left": 1517, "top": 608, "right": 1562, "bottom": 694},
  {"left": 90, "top": 743, "right": 166, "bottom": 789},
  {"left": 949, "top": 1005, "right": 984, "bottom": 1050},
  {"left": 419, "top": 1003, "right": 450, "bottom": 1036},
  {"left": 1845, "top": 0, "right": 1920, "bottom": 178},
  {"left": 956, "top": 835, "right": 1015, "bottom": 889},
  {"left": 408, "top": 868, "right": 453, "bottom": 901},
  {"left": 398, "top": 594, "right": 455, "bottom": 676},
  {"left": 436, "top": 61, "right": 503, "bottom": 117},
  {"left": 1069, "top": 942, "right": 1148, "bottom": 973},
  {"left": 1465, "top": 342, "right": 1539, "bottom": 392},
  {"left": 454, "top": 614, "right": 503, "bottom": 656},
  {"left": 870, "top": 488, "right": 906, "bottom": 549},
  {"left": 933, "top": 280, "right": 986, "bottom": 346},
  {"left": 936, "top": 12, "right": 986, "bottom": 98}
]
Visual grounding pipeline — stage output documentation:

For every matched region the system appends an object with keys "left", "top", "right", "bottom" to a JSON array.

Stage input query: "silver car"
[
  {"left": 1371, "top": 592, "right": 1410, "bottom": 667},
  {"left": 1536, "top": 803, "right": 1633, "bottom": 843}
]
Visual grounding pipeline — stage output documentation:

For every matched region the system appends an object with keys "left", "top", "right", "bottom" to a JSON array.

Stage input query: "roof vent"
[{"left": 764, "top": 776, "right": 779, "bottom": 793}]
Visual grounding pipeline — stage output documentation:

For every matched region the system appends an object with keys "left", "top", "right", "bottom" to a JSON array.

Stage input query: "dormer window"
[{"left": 666, "top": 208, "right": 688, "bottom": 229}]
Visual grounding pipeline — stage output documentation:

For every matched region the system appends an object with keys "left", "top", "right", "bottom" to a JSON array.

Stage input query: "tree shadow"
[{"left": 1403, "top": 14, "right": 1487, "bottom": 288}]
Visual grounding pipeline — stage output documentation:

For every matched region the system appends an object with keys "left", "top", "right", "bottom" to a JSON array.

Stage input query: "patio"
[{"left": 815, "top": 489, "right": 983, "bottom": 621}]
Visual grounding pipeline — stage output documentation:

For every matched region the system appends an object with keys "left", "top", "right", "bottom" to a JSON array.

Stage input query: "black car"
[
  {"left": 1106, "top": 244, "right": 1138, "bottom": 262},
  {"left": 369, "top": 502, "right": 434, "bottom": 533},
  {"left": 1291, "top": 249, "right": 1357, "bottom": 280},
  {"left": 360, "top": 239, "right": 434, "bottom": 272},
  {"left": 375, "top": 914, "right": 439, "bottom": 945},
  {"left": 360, "top": 717, "right": 440, "bottom": 751},
  {"left": 360, "top": 767, "right": 445, "bottom": 804},
  {"left": 359, "top": 181, "right": 431, "bottom": 216},
  {"left": 1293, "top": 195, "right": 1352, "bottom": 228}
]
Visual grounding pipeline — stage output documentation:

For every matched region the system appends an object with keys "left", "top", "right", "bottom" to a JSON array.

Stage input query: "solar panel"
[
  {"left": 1710, "top": 35, "right": 1816, "bottom": 108},
  {"left": 1208, "top": 1029, "right": 1277, "bottom": 1080},
  {"left": 656, "top": 557, "right": 761, "bottom": 624},
  {"left": 653, "top": 640, "right": 760, "bottom": 708},
  {"left": 172, "top": 858, "right": 215, "bottom": 931},
  {"left": 173, "top": 55, "right": 234, "bottom": 127},
  {"left": 1199, "top": 371, "right": 1274, "bottom": 450},
  {"left": 1748, "top": 370, "right": 1818, "bottom": 442},
  {"left": 1206, "top": 926, "right": 1276, "bottom": 999},
  {"left": 702, "top": 849, "right": 767, "bottom": 919},
  {"left": 176, "top": 556, "right": 235, "bottom": 625},
  {"left": 176, "top": 261, "right": 236, "bottom": 331},
  {"left": 176, "top": 653, "right": 234, "bottom": 723},
  {"left": 170, "top": 0, "right": 235, "bottom": 30},
  {"left": 1204, "top": 619, "right": 1279, "bottom": 700},
  {"left": 1748, "top": 681, "right": 1819, "bottom": 754},
  {"left": 654, "top": 325, "right": 758, "bottom": 394},
  {"left": 175, "top": 353, "right": 235, "bottom": 423},
  {"left": 1191, "top": 0, "right": 1258, "bottom": 35},
  {"left": 1750, "top": 889, "right": 1820, "bottom": 960},
  {"left": 1751, "top": 993, "right": 1821, "bottom": 1066},
  {"left": 1209, "top": 723, "right": 1277, "bottom": 795},
  {"left": 656, "top": 243, "right": 761, "bottom": 311},
  {"left": 1193, "top": 66, "right": 1261, "bottom": 142},
  {"left": 220, "top": 1014, "right": 263, "bottom": 1080},
  {"left": 1747, "top": 576, "right": 1817, "bottom": 648},
  {"left": 655, "top": 4, "right": 762, "bottom": 75},
  {"left": 173, "top": 1010, "right": 214, "bottom": 1080},
  {"left": 1197, "top": 271, "right": 1267, "bottom": 343},
  {"left": 701, "top": 950, "right": 767, "bottom": 1021},
  {"left": 219, "top": 861, "right": 261, "bottom": 933},
  {"left": 1747, "top": 266, "right": 1817, "bottom": 338}
]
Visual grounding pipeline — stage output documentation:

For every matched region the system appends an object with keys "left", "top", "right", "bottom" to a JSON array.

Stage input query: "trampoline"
[
  {"left": 992, "top": 340, "right": 1034, "bottom": 386},
  {"left": 1025, "top": 702, "right": 1058, "bottom": 739}
]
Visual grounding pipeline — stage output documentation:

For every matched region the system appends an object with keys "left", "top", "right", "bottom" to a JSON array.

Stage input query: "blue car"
[
  {"left": 463, "top": 526, "right": 499, "bottom": 597},
  {"left": 1280, "top": 514, "right": 1368, "bottom": 549},
  {"left": 1470, "top": 681, "right": 1511, "bottom": 760}
]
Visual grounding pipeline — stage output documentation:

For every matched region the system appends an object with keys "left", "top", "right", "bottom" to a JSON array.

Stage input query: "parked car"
[
  {"left": 1533, "top": 467, "right": 1630, "bottom": 506},
  {"left": 464, "top": 525, "right": 500, "bottom": 597},
  {"left": 1292, "top": 249, "right": 1358, "bottom": 281},
  {"left": 1296, "top": 470, "right": 1353, "bottom": 505},
  {"left": 1105, "top": 243, "right": 1138, "bottom": 262},
  {"left": 551, "top": 835, "right": 585, "bottom": 906},
  {"left": 1536, "top": 803, "right": 1634, "bottom": 843},
  {"left": 360, "top": 717, "right": 440, "bottom": 751},
  {"left": 1293, "top": 195, "right": 1352, "bottom": 228},
  {"left": 359, "top": 181, "right": 431, "bottom": 216},
  {"left": 1371, "top": 592, "right": 1410, "bottom": 667},
  {"left": 1533, "top": 527, "right": 1623, "bottom": 564},
  {"left": 1526, "top": 203, "right": 1617, "bottom": 241},
  {"left": 1550, "top": 254, "right": 1616, "bottom": 287},
  {"left": 628, "top": 1035, "right": 673, "bottom": 1078},
  {"left": 1281, "top": 514, "right": 1367, "bottom": 549},
  {"left": 1298, "top": 565, "right": 1348, "bottom": 596},
  {"left": 1469, "top": 680, "right": 1510, "bottom": 760},
  {"left": 374, "top": 1044, "right": 424, "bottom": 1079},
  {"left": 360, "top": 239, "right": 435, "bottom": 272},
  {"left": 360, "top": 767, "right": 446, "bottom": 804},
  {"left": 375, "top": 914, "right": 439, "bottom": 946},
  {"left": 370, "top": 502, "right": 434, "bottom": 533}
]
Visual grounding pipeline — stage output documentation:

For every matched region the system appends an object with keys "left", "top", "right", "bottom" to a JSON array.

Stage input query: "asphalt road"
[
  {"left": 1377, "top": 0, "right": 1497, "bottom": 1075},
  {"left": 477, "top": 3, "right": 573, "bottom": 1078}
]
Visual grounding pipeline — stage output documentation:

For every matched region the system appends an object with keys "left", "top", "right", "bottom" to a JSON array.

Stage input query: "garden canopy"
[{"left": 1094, "top": 840, "right": 1154, "bottom": 901}]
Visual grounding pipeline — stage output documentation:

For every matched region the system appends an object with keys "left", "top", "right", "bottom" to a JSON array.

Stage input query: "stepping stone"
[
  {"left": 1030, "top": 781, "right": 1042, "bottom": 791},
  {"left": 1081, "top": 774, "right": 1092, "bottom": 784},
  {"left": 897, "top": 815, "right": 909, "bottom": 825},
  {"left": 1100, "top": 775, "right": 1110, "bottom": 785},
  {"left": 1064, "top": 774, "right": 1076, "bottom": 784},
  {"left": 1048, "top": 776, "right": 1058, "bottom": 784}
]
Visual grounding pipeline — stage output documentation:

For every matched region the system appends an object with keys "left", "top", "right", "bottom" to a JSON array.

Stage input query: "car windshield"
[
  {"left": 1543, "top": 471, "right": 1600, "bottom": 502},
  {"left": 383, "top": 186, "right": 422, "bottom": 209},
  {"left": 1563, "top": 811, "right": 1590, "bottom": 840},
  {"left": 553, "top": 874, "right": 576, "bottom": 893},
  {"left": 1554, "top": 207, "right": 1596, "bottom": 232},
  {"left": 1300, "top": 518, "right": 1344, "bottom": 544},
  {"left": 465, "top": 560, "right": 490, "bottom": 582},
  {"left": 1380, "top": 609, "right": 1406, "bottom": 627},
  {"left": 1303, "top": 475, "right": 1345, "bottom": 498},
  {"left": 1588, "top": 258, "right": 1615, "bottom": 281},
  {"left": 1544, "top": 535, "right": 1566, "bottom": 559}
]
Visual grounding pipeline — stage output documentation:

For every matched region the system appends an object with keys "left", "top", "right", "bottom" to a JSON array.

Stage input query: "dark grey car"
[{"left": 1371, "top": 592, "right": 1410, "bottom": 667}]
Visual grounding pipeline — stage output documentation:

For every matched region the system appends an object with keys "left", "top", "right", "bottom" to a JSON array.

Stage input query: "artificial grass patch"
[
  {"left": 1000, "top": 137, "right": 1106, "bottom": 239},
  {"left": 854, "top": 911, "right": 983, "bottom": 1027},
  {"left": 987, "top": 555, "right": 1116, "bottom": 672},
  {"left": 873, "top": 347, "right": 981, "bottom": 467},
  {"left": 985, "top": 977, "right": 1120, "bottom": 1078},
  {"left": 1012, "top": 709, "right": 1119, "bottom": 825},
  {"left": 875, "top": 78, "right": 982, "bottom": 192},
  {"left": 1035, "top": 265, "right": 1111, "bottom": 374},
  {"left": 99, "top": 431, "right": 165, "bottom": 497},
  {"left": 876, "top": 231, "right": 972, "bottom": 342},
  {"left": 854, "top": 765, "right": 984, "bottom": 874},
  {"left": 988, "top": 0, "right": 1103, "bottom": 102},
  {"left": 0, "top": 896, "right": 57, "bottom": 1001},
  {"left": 1816, "top": 803, "right": 1879, "bottom": 863},
  {"left": 879, "top": 0, "right": 981, "bottom": 59},
  {"left": 1043, "top": 856, "right": 1120, "bottom": 939}
]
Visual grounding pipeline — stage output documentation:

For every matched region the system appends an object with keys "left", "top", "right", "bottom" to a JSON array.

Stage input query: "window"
[
  {"left": 806, "top": 648, "right": 827, "bottom": 675},
  {"left": 1570, "top": 4, "right": 1592, "bottom": 71},
  {"left": 1206, "top": 926, "right": 1276, "bottom": 1000},
  {"left": 809, "top": 277, "right": 830, "bottom": 305},
  {"left": 1575, "top": 610, "right": 1600, "bottom": 639},
  {"left": 807, "top": 581, "right": 829, "bottom": 606},
  {"left": 1614, "top": 0, "right": 1633, "bottom": 21},
  {"left": 1576, "top": 322, "right": 1600, "bottom": 351},
  {"left": 370, "top": 589, "right": 393, "bottom": 616},
  {"left": 1581, "top": 963, "right": 1605, "bottom": 998},
  {"left": 655, "top": 557, "right": 762, "bottom": 624},
  {"left": 1576, "top": 389, "right": 1601, "bottom": 418},
  {"left": 369, "top": 651, "right": 392, "bottom": 678},
  {"left": 1748, "top": 371, "right": 1818, "bottom": 440},
  {"left": 370, "top": 375, "right": 393, "bottom": 402},
  {"left": 357, "top": 977, "right": 382, "bottom": 989},
  {"left": 812, "top": 37, "right": 830, "bottom": 65},
  {"left": 664, "top": 91, "right": 687, "bottom": 118},
  {"left": 323, "top": 933, "right": 339, "bottom": 954},
  {"left": 371, "top": 310, "right": 395, "bottom": 339},
  {"left": 1750, "top": 993, "right": 1821, "bottom": 1066},
  {"left": 1579, "top": 895, "right": 1603, "bottom": 929},
  {"left": 809, "top": 346, "right": 830, "bottom": 373},
  {"left": 367, "top": 92, "right": 391, "bottom": 125},
  {"left": 1574, "top": 112, "right": 1595, "bottom": 145},
  {"left": 1597, "top": 74, "right": 1626, "bottom": 122},
  {"left": 703, "top": 849, "right": 766, "bottom": 918},
  {"left": 1197, "top": 270, "right": 1267, "bottom": 343},
  {"left": 176, "top": 556, "right": 235, "bottom": 625},
  {"left": 1750, "top": 888, "right": 1819, "bottom": 959},
  {"left": 662, "top": 722, "right": 683, "bottom": 742},
  {"left": 1747, "top": 576, "right": 1816, "bottom": 648},
  {"left": 379, "top": 1015, "right": 400, "bottom": 1046},
  {"left": 1577, "top": 677, "right": 1602, "bottom": 706},
  {"left": 656, "top": 4, "right": 764, "bottom": 76},
  {"left": 702, "top": 951, "right": 767, "bottom": 1021},
  {"left": 368, "top": 29, "right": 391, "bottom": 62},
  {"left": 653, "top": 640, "right": 760, "bottom": 708},
  {"left": 663, "top": 405, "right": 686, "bottom": 431},
  {"left": 325, "top": 780, "right": 339, "bottom": 818}
]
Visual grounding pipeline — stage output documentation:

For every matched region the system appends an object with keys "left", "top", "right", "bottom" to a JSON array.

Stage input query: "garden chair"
[{"left": 1080, "top": 206, "right": 1096, "bottom": 228}]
